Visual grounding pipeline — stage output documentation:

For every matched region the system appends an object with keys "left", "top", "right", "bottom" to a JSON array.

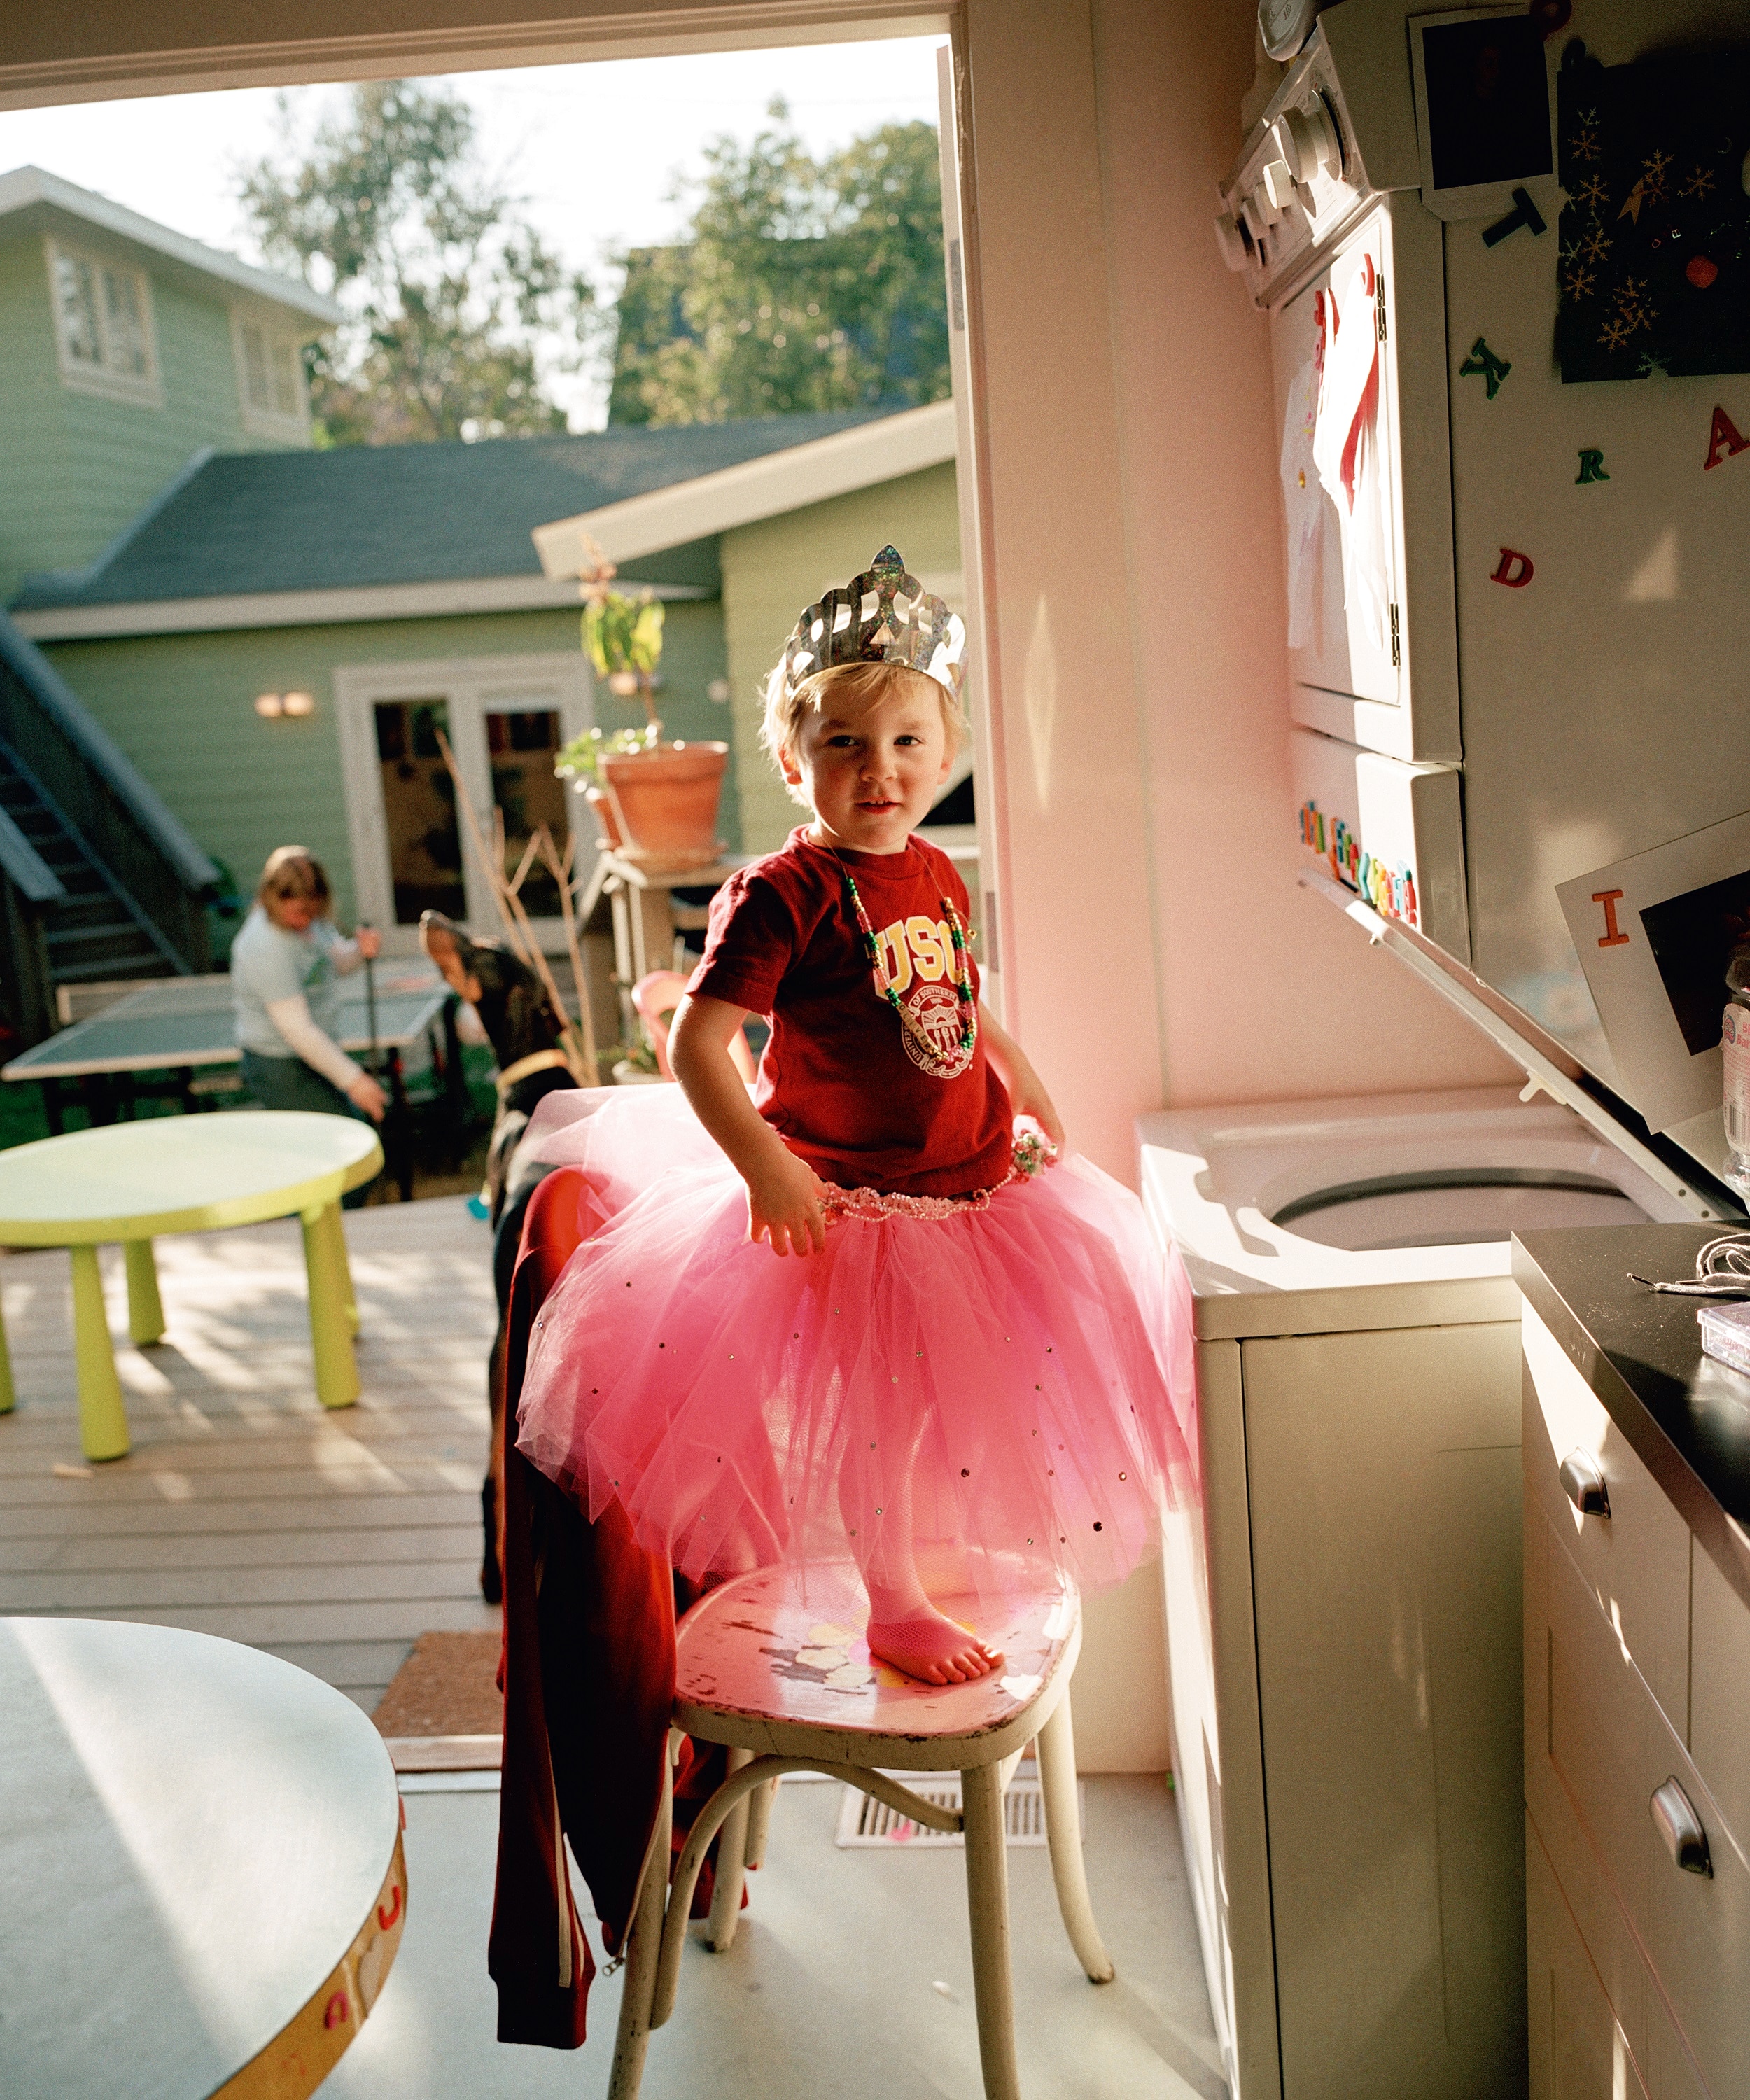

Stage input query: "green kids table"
[{"left": 0, "top": 1110, "right": 383, "bottom": 1460}]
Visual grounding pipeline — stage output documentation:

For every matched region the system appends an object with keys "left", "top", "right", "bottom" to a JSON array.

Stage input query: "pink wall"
[
  {"left": 959, "top": 0, "right": 1513, "bottom": 1180},
  {"left": 1092, "top": 0, "right": 1513, "bottom": 1111}
]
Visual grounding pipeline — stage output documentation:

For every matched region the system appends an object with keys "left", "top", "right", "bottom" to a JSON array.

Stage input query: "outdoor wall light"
[
  {"left": 282, "top": 690, "right": 315, "bottom": 717},
  {"left": 253, "top": 690, "right": 315, "bottom": 719}
]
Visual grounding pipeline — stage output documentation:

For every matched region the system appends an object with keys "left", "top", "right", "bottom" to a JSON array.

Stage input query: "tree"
[
  {"left": 607, "top": 104, "right": 950, "bottom": 426},
  {"left": 237, "top": 80, "right": 597, "bottom": 445}
]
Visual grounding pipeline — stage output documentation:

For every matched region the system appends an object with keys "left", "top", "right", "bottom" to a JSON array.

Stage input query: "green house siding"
[
  {"left": 39, "top": 601, "right": 731, "bottom": 923},
  {"left": 720, "top": 462, "right": 960, "bottom": 853},
  {"left": 0, "top": 230, "right": 309, "bottom": 600}
]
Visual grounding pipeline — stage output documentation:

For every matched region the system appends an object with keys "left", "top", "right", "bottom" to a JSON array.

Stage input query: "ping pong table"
[{"left": 1, "top": 967, "right": 463, "bottom": 1200}]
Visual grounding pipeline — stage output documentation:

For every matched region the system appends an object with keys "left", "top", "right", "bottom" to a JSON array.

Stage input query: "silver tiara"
[{"left": 780, "top": 545, "right": 965, "bottom": 702}]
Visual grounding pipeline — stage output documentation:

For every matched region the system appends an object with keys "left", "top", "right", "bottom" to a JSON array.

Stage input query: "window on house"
[
  {"left": 236, "top": 316, "right": 307, "bottom": 433},
  {"left": 48, "top": 241, "right": 158, "bottom": 400}
]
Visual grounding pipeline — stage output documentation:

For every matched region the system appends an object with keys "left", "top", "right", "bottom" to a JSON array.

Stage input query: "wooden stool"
[{"left": 608, "top": 1566, "right": 1113, "bottom": 2100}]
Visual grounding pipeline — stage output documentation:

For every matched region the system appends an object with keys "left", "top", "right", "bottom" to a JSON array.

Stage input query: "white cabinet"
[
  {"left": 1165, "top": 1312, "right": 1528, "bottom": 2099},
  {"left": 1270, "top": 192, "right": 1460, "bottom": 766},
  {"left": 1522, "top": 1310, "right": 1749, "bottom": 2100}
]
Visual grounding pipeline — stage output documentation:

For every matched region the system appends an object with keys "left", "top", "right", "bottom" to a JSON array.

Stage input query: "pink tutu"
[{"left": 515, "top": 1086, "right": 1194, "bottom": 1602}]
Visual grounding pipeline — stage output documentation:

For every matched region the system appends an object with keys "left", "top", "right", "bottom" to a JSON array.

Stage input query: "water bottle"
[{"left": 1723, "top": 943, "right": 1750, "bottom": 1190}]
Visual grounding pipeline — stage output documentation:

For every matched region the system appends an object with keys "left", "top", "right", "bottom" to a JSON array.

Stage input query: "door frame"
[{"left": 334, "top": 650, "right": 595, "bottom": 957}]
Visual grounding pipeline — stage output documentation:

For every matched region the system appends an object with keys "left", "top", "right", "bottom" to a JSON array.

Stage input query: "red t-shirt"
[{"left": 687, "top": 828, "right": 1012, "bottom": 1196}]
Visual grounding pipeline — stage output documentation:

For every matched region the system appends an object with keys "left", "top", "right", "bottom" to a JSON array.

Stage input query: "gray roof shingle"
[{"left": 14, "top": 410, "right": 889, "bottom": 610}]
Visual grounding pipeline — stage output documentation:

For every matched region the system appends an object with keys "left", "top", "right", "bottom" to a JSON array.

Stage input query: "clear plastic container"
[{"left": 1723, "top": 943, "right": 1750, "bottom": 1191}]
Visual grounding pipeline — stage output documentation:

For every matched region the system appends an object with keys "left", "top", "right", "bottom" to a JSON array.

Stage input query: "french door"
[{"left": 335, "top": 652, "right": 594, "bottom": 957}]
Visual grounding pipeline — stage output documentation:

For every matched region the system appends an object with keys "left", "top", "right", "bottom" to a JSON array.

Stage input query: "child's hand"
[
  {"left": 746, "top": 1147, "right": 830, "bottom": 1256},
  {"left": 1009, "top": 1084, "right": 1065, "bottom": 1152}
]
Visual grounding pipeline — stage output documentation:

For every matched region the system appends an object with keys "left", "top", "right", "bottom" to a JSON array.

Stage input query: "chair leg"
[
  {"left": 1037, "top": 1690, "right": 1115, "bottom": 1983},
  {"left": 705, "top": 1746, "right": 752, "bottom": 1951},
  {"left": 961, "top": 1761, "right": 1023, "bottom": 2100},
  {"left": 608, "top": 1749, "right": 674, "bottom": 2100},
  {"left": 743, "top": 1774, "right": 777, "bottom": 1870}
]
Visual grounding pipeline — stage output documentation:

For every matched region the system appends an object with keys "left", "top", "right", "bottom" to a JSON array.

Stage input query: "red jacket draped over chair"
[{"left": 488, "top": 1166, "right": 675, "bottom": 2047}]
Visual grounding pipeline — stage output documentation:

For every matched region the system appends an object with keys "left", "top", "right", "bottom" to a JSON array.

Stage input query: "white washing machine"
[{"left": 1135, "top": 1086, "right": 1690, "bottom": 2100}]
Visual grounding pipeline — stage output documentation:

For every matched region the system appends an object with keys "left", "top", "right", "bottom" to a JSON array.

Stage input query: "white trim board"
[
  {"left": 11, "top": 574, "right": 711, "bottom": 641},
  {"left": 532, "top": 398, "right": 958, "bottom": 577},
  {"left": 0, "top": 164, "right": 342, "bottom": 326}
]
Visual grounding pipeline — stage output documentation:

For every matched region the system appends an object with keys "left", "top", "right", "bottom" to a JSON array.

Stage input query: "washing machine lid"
[{"left": 1138, "top": 1084, "right": 1688, "bottom": 1340}]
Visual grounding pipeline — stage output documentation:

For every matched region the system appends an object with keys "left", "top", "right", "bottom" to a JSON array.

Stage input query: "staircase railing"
[{"left": 0, "top": 612, "right": 217, "bottom": 976}]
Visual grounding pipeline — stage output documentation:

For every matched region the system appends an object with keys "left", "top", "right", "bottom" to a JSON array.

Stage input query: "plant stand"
[{"left": 576, "top": 846, "right": 750, "bottom": 1055}]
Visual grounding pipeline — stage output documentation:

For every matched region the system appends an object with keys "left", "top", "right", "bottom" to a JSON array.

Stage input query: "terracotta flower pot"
[
  {"left": 583, "top": 784, "right": 624, "bottom": 849},
  {"left": 598, "top": 741, "right": 729, "bottom": 872}
]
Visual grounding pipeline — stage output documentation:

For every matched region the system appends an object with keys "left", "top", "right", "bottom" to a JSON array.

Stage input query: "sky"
[{"left": 0, "top": 36, "right": 946, "bottom": 426}]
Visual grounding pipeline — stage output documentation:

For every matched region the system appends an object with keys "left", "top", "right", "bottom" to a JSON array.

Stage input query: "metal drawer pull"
[
  {"left": 1558, "top": 1449, "right": 1610, "bottom": 1518},
  {"left": 1651, "top": 1780, "right": 1713, "bottom": 1877}
]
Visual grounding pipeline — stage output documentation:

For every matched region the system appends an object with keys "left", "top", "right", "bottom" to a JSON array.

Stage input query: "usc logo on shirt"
[{"left": 871, "top": 914, "right": 955, "bottom": 997}]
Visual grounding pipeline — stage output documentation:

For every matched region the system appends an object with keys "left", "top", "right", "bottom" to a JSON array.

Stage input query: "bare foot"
[{"left": 866, "top": 1606, "right": 1004, "bottom": 1686}]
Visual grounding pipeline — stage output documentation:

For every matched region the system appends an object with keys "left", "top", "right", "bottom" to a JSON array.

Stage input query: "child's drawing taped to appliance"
[
  {"left": 514, "top": 545, "right": 1194, "bottom": 1688},
  {"left": 1280, "top": 355, "right": 1323, "bottom": 649},
  {"left": 1312, "top": 245, "right": 1390, "bottom": 657}
]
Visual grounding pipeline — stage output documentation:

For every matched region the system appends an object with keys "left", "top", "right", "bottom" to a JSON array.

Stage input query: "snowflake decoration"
[
  {"left": 1581, "top": 228, "right": 1613, "bottom": 264},
  {"left": 1560, "top": 238, "right": 1583, "bottom": 267},
  {"left": 1630, "top": 301, "right": 1658, "bottom": 334},
  {"left": 1614, "top": 274, "right": 1648, "bottom": 311},
  {"left": 1642, "top": 147, "right": 1672, "bottom": 201},
  {"left": 1562, "top": 266, "right": 1597, "bottom": 301},
  {"left": 1599, "top": 316, "right": 1633, "bottom": 351},
  {"left": 1637, "top": 351, "right": 1668, "bottom": 377},
  {"left": 1574, "top": 174, "right": 1609, "bottom": 211},
  {"left": 1570, "top": 126, "right": 1601, "bottom": 163},
  {"left": 1680, "top": 165, "right": 1716, "bottom": 200}
]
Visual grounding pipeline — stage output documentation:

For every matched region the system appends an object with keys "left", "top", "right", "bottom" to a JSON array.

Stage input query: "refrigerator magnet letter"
[
  {"left": 1592, "top": 890, "right": 1630, "bottom": 948},
  {"left": 1459, "top": 337, "right": 1513, "bottom": 398},
  {"left": 1482, "top": 186, "right": 1548, "bottom": 248},
  {"left": 1490, "top": 547, "right": 1536, "bottom": 587},
  {"left": 1704, "top": 405, "right": 1749, "bottom": 471},
  {"left": 1576, "top": 448, "right": 1609, "bottom": 483}
]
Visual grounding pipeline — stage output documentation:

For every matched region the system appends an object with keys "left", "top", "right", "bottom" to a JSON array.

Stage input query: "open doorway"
[{"left": 0, "top": 31, "right": 998, "bottom": 996}]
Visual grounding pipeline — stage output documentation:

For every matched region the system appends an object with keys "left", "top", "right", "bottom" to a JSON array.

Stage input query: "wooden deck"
[{"left": 0, "top": 1196, "right": 500, "bottom": 1712}]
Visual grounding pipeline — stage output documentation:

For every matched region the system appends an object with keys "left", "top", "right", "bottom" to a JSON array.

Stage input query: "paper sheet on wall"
[
  {"left": 1279, "top": 357, "right": 1322, "bottom": 649},
  {"left": 1556, "top": 810, "right": 1750, "bottom": 1131},
  {"left": 1311, "top": 249, "right": 1389, "bottom": 655}
]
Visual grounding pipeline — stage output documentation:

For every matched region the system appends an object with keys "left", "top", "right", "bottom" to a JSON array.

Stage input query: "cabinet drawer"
[
  {"left": 1526, "top": 1812, "right": 1648, "bottom": 2100},
  {"left": 1690, "top": 1543, "right": 1750, "bottom": 1856},
  {"left": 1522, "top": 1304, "right": 1690, "bottom": 1734},
  {"left": 1525, "top": 1494, "right": 1651, "bottom": 2074},
  {"left": 1541, "top": 1518, "right": 1746, "bottom": 2097}
]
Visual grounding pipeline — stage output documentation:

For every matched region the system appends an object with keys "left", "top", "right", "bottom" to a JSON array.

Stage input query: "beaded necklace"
[{"left": 836, "top": 851, "right": 978, "bottom": 1079}]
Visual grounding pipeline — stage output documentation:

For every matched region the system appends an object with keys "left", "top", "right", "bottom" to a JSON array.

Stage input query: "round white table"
[
  {"left": 0, "top": 1617, "right": 406, "bottom": 2099},
  {"left": 0, "top": 1112, "right": 382, "bottom": 1460}
]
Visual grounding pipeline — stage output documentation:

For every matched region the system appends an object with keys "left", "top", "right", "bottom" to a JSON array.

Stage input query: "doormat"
[{"left": 372, "top": 1630, "right": 503, "bottom": 1773}]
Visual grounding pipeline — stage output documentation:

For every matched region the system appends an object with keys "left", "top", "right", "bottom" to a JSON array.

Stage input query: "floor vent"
[{"left": 833, "top": 1772, "right": 1082, "bottom": 1849}]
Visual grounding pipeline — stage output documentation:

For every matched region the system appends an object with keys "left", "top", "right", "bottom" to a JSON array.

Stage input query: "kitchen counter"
[{"left": 1513, "top": 1223, "right": 1750, "bottom": 1618}]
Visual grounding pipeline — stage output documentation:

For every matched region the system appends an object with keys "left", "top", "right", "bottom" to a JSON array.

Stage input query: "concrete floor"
[{"left": 319, "top": 1770, "right": 1228, "bottom": 2100}]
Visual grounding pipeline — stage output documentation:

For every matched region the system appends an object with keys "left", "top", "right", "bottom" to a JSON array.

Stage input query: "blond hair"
[
  {"left": 759, "top": 659, "right": 968, "bottom": 808},
  {"left": 256, "top": 845, "right": 332, "bottom": 913}
]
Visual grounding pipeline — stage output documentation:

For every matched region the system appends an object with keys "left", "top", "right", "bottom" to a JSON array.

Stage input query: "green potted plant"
[
  {"left": 556, "top": 538, "right": 729, "bottom": 870},
  {"left": 554, "top": 724, "right": 657, "bottom": 848}
]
